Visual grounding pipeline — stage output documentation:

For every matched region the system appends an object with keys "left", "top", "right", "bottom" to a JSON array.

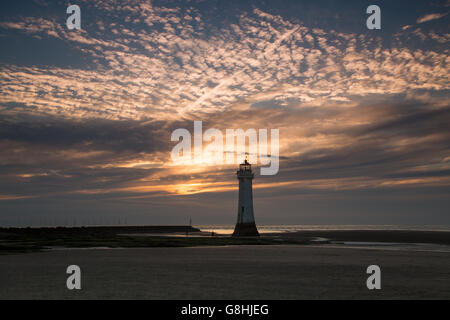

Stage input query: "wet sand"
[
  {"left": 1, "top": 245, "right": 449, "bottom": 299},
  {"left": 270, "top": 230, "right": 450, "bottom": 245}
]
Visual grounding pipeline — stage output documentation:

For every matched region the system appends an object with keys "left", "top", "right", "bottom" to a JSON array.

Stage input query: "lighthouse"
[{"left": 233, "top": 159, "right": 259, "bottom": 237}]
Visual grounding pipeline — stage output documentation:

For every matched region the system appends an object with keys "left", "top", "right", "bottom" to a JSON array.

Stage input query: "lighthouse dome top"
[
  {"left": 239, "top": 159, "right": 252, "bottom": 171},
  {"left": 237, "top": 159, "right": 254, "bottom": 178}
]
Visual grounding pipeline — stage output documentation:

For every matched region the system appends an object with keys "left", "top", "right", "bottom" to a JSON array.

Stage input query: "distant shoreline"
[
  {"left": 0, "top": 225, "right": 201, "bottom": 234},
  {"left": 1, "top": 226, "right": 450, "bottom": 254}
]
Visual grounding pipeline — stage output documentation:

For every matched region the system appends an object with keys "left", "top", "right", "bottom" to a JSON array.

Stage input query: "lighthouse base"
[{"left": 232, "top": 222, "right": 260, "bottom": 237}]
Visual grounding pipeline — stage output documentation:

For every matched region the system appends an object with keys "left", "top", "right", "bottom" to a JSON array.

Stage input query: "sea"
[{"left": 197, "top": 224, "right": 450, "bottom": 235}]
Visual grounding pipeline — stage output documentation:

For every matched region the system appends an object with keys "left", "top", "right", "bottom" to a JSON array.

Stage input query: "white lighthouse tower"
[{"left": 233, "top": 159, "right": 259, "bottom": 237}]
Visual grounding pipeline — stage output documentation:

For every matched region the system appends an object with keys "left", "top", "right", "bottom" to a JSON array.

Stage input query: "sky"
[{"left": 0, "top": 0, "right": 449, "bottom": 227}]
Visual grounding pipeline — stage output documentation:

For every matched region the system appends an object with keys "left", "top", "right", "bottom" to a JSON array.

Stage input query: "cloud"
[
  {"left": 1, "top": 3, "right": 449, "bottom": 121},
  {"left": 416, "top": 12, "right": 448, "bottom": 24},
  {"left": 1, "top": 95, "right": 449, "bottom": 201}
]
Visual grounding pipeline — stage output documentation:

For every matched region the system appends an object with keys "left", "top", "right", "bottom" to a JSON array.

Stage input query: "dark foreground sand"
[{"left": 1, "top": 245, "right": 449, "bottom": 299}]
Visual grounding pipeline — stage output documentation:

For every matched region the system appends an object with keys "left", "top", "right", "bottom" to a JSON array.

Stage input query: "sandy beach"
[{"left": 1, "top": 244, "right": 449, "bottom": 300}]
